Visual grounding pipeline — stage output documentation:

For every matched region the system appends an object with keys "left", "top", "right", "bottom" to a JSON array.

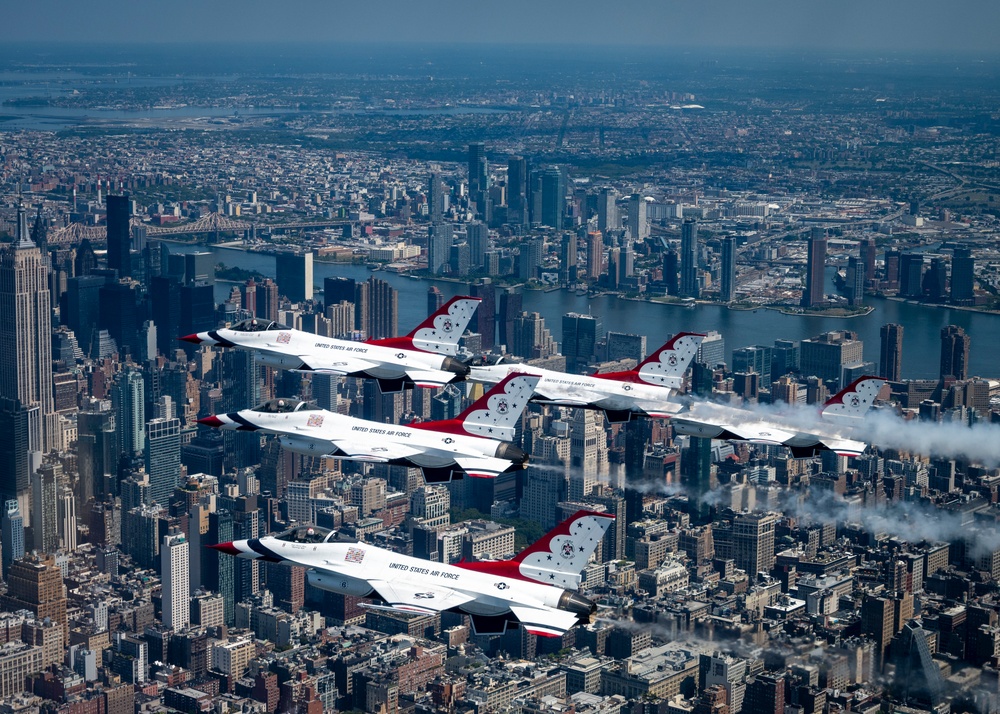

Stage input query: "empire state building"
[{"left": 0, "top": 200, "right": 55, "bottom": 474}]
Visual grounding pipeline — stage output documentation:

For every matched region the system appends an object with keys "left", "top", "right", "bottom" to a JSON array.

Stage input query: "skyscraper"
[
  {"left": 586, "top": 231, "right": 603, "bottom": 280},
  {"left": 540, "top": 167, "right": 564, "bottom": 230},
  {"left": 940, "top": 325, "right": 971, "bottom": 380},
  {"left": 468, "top": 143, "right": 487, "bottom": 195},
  {"left": 597, "top": 188, "right": 618, "bottom": 236},
  {"left": 681, "top": 436, "right": 713, "bottom": 525},
  {"left": 560, "top": 233, "right": 578, "bottom": 286},
  {"left": 951, "top": 247, "right": 975, "bottom": 305},
  {"left": 145, "top": 417, "right": 181, "bottom": 507},
  {"left": 562, "top": 313, "right": 602, "bottom": 372},
  {"left": 569, "top": 410, "right": 607, "bottom": 501},
  {"left": 256, "top": 279, "right": 279, "bottom": 321},
  {"left": 732, "top": 511, "right": 778, "bottom": 576},
  {"left": 519, "top": 237, "right": 543, "bottom": 282},
  {"left": 802, "top": 228, "right": 827, "bottom": 308},
  {"left": 466, "top": 222, "right": 489, "bottom": 269},
  {"left": 680, "top": 219, "right": 700, "bottom": 299},
  {"left": 468, "top": 279, "right": 496, "bottom": 351},
  {"left": 506, "top": 156, "right": 527, "bottom": 226},
  {"left": 720, "top": 236, "right": 736, "bottom": 303},
  {"left": 112, "top": 369, "right": 146, "bottom": 458},
  {"left": 1, "top": 500, "right": 23, "bottom": 579},
  {"left": 628, "top": 194, "right": 648, "bottom": 241},
  {"left": 161, "top": 529, "right": 190, "bottom": 630},
  {"left": 860, "top": 238, "right": 877, "bottom": 290},
  {"left": 498, "top": 288, "right": 521, "bottom": 348},
  {"left": 427, "top": 223, "right": 453, "bottom": 276},
  {"left": 879, "top": 324, "right": 904, "bottom": 382},
  {"left": 899, "top": 253, "right": 924, "bottom": 299},
  {"left": 275, "top": 252, "right": 313, "bottom": 303},
  {"left": 106, "top": 194, "right": 131, "bottom": 278},
  {"left": 364, "top": 276, "right": 398, "bottom": 340},
  {"left": 31, "top": 464, "right": 59, "bottom": 555},
  {"left": 427, "top": 171, "right": 445, "bottom": 223},
  {"left": 664, "top": 249, "right": 679, "bottom": 296},
  {"left": 426, "top": 286, "right": 444, "bottom": 316},
  {"left": 64, "top": 275, "right": 104, "bottom": 357},
  {"left": 846, "top": 255, "right": 865, "bottom": 306},
  {"left": 732, "top": 345, "right": 772, "bottom": 385},
  {"left": 0, "top": 200, "right": 56, "bottom": 455}
]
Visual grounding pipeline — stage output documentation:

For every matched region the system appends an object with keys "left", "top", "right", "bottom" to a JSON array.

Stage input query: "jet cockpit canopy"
[
  {"left": 272, "top": 525, "right": 357, "bottom": 544},
  {"left": 251, "top": 399, "right": 319, "bottom": 414},
  {"left": 230, "top": 318, "right": 290, "bottom": 332}
]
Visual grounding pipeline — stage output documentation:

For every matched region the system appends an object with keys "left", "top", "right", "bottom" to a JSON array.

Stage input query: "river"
[{"left": 169, "top": 243, "right": 999, "bottom": 381}]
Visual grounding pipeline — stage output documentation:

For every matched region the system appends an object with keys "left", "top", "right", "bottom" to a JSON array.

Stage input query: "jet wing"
[
  {"left": 403, "top": 367, "right": 461, "bottom": 389},
  {"left": 327, "top": 440, "right": 425, "bottom": 463},
  {"left": 453, "top": 455, "right": 518, "bottom": 479},
  {"left": 293, "top": 354, "right": 381, "bottom": 376},
  {"left": 817, "top": 436, "right": 869, "bottom": 458},
  {"left": 509, "top": 605, "right": 580, "bottom": 638},
  {"left": 367, "top": 580, "right": 475, "bottom": 615},
  {"left": 724, "top": 423, "right": 797, "bottom": 445}
]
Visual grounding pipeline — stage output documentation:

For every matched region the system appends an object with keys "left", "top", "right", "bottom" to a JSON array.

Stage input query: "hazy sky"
[{"left": 3, "top": 0, "right": 999, "bottom": 54}]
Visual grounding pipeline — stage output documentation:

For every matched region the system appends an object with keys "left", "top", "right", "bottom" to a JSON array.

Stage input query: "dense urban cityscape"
[{"left": 0, "top": 36, "right": 999, "bottom": 714}]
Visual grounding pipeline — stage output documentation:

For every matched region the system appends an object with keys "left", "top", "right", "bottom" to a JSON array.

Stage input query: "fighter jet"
[
  {"left": 180, "top": 295, "right": 481, "bottom": 392},
  {"left": 468, "top": 332, "right": 705, "bottom": 422},
  {"left": 209, "top": 509, "right": 614, "bottom": 637},
  {"left": 197, "top": 373, "right": 540, "bottom": 483},
  {"left": 669, "top": 376, "right": 887, "bottom": 458}
]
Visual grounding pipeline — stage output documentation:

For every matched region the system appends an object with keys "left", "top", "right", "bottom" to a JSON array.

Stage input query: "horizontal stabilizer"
[
  {"left": 453, "top": 455, "right": 514, "bottom": 479},
  {"left": 509, "top": 605, "right": 579, "bottom": 638},
  {"left": 404, "top": 368, "right": 458, "bottom": 389}
]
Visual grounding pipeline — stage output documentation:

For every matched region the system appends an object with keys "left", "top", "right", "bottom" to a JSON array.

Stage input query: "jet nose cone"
[
  {"left": 198, "top": 415, "right": 225, "bottom": 428},
  {"left": 208, "top": 541, "right": 241, "bottom": 556},
  {"left": 178, "top": 334, "right": 202, "bottom": 345}
]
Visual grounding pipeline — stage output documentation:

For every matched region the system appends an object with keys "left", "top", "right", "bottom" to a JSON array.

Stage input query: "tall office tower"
[
  {"left": 498, "top": 288, "right": 521, "bottom": 348},
  {"left": 522, "top": 468, "right": 567, "bottom": 531},
  {"left": 732, "top": 511, "right": 778, "bottom": 576},
  {"left": 64, "top": 275, "right": 104, "bottom": 356},
  {"left": 720, "top": 236, "right": 736, "bottom": 303},
  {"left": 597, "top": 188, "right": 618, "bottom": 235},
  {"left": 622, "top": 238, "right": 634, "bottom": 278},
  {"left": 428, "top": 223, "right": 453, "bottom": 276},
  {"left": 586, "top": 232, "right": 603, "bottom": 280},
  {"left": 799, "top": 330, "right": 863, "bottom": 388},
  {"left": 112, "top": 368, "right": 145, "bottom": 458},
  {"left": 745, "top": 675, "right": 785, "bottom": 714},
  {"left": 569, "top": 410, "right": 606, "bottom": 501},
  {"left": 606, "top": 332, "right": 646, "bottom": 363},
  {"left": 449, "top": 242, "right": 471, "bottom": 277},
  {"left": 507, "top": 156, "right": 527, "bottom": 226},
  {"left": 940, "top": 325, "right": 971, "bottom": 380},
  {"left": 512, "top": 312, "right": 558, "bottom": 360},
  {"left": 562, "top": 313, "right": 602, "bottom": 373},
  {"left": 890, "top": 621, "right": 946, "bottom": 707},
  {"left": 663, "top": 248, "right": 679, "bottom": 296},
  {"left": 898, "top": 253, "right": 924, "bottom": 299},
  {"left": 324, "top": 276, "right": 356, "bottom": 312},
  {"left": 540, "top": 167, "right": 565, "bottom": 230},
  {"left": 99, "top": 279, "right": 141, "bottom": 356},
  {"left": 681, "top": 436, "right": 713, "bottom": 524},
  {"left": 801, "top": 227, "right": 827, "bottom": 307},
  {"left": 628, "top": 194, "right": 648, "bottom": 241},
  {"left": 364, "top": 276, "right": 398, "bottom": 340},
  {"left": 622, "top": 418, "right": 653, "bottom": 522},
  {"left": 924, "top": 257, "right": 947, "bottom": 301},
  {"left": 106, "top": 194, "right": 131, "bottom": 278},
  {"left": 57, "top": 485, "right": 76, "bottom": 552},
  {"left": 220, "top": 349, "right": 261, "bottom": 469},
  {"left": 606, "top": 246, "right": 621, "bottom": 290},
  {"left": 275, "top": 252, "right": 313, "bottom": 303},
  {"left": 1, "top": 555, "right": 68, "bottom": 637},
  {"left": 149, "top": 275, "right": 181, "bottom": 356},
  {"left": 951, "top": 247, "right": 975, "bottom": 305},
  {"left": 426, "top": 286, "right": 444, "bottom": 315},
  {"left": 203, "top": 509, "right": 235, "bottom": 623},
  {"left": 519, "top": 237, "right": 544, "bottom": 282},
  {"left": 699, "top": 653, "right": 747, "bottom": 714},
  {"left": 256, "top": 279, "right": 279, "bottom": 321},
  {"left": 0, "top": 201, "right": 55, "bottom": 456},
  {"left": 145, "top": 417, "right": 181, "bottom": 507},
  {"left": 223, "top": 495, "right": 261, "bottom": 603},
  {"left": 31, "top": 464, "right": 59, "bottom": 554},
  {"left": 241, "top": 278, "right": 257, "bottom": 315},
  {"left": 680, "top": 218, "right": 700, "bottom": 298},
  {"left": 1, "top": 500, "right": 23, "bottom": 579},
  {"left": 846, "top": 256, "right": 865, "bottom": 306},
  {"left": 732, "top": 345, "right": 772, "bottom": 385},
  {"left": 771, "top": 339, "right": 799, "bottom": 378},
  {"left": 879, "top": 324, "right": 904, "bottom": 382},
  {"left": 469, "top": 279, "right": 496, "bottom": 350},
  {"left": 427, "top": 171, "right": 445, "bottom": 223},
  {"left": 267, "top": 560, "right": 305, "bottom": 615},
  {"left": 468, "top": 143, "right": 488, "bottom": 196},
  {"left": 161, "top": 529, "right": 190, "bottom": 630},
  {"left": 0, "top": 401, "right": 32, "bottom": 514},
  {"left": 860, "top": 238, "right": 877, "bottom": 289},
  {"left": 467, "top": 222, "right": 489, "bottom": 269},
  {"left": 697, "top": 331, "right": 726, "bottom": 369}
]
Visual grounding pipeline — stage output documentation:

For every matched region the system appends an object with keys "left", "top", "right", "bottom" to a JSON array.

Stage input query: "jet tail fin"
[
  {"left": 596, "top": 332, "right": 705, "bottom": 388},
  {"left": 821, "top": 376, "right": 885, "bottom": 421},
  {"left": 367, "top": 296, "right": 481, "bottom": 356},
  {"left": 412, "top": 373, "right": 540, "bottom": 442}
]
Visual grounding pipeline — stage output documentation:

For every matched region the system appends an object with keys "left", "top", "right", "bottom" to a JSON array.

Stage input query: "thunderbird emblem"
[
  {"left": 667, "top": 354, "right": 678, "bottom": 366},
  {"left": 561, "top": 541, "right": 575, "bottom": 559},
  {"left": 849, "top": 395, "right": 861, "bottom": 407},
  {"left": 496, "top": 399, "right": 509, "bottom": 414},
  {"left": 442, "top": 318, "right": 454, "bottom": 332}
]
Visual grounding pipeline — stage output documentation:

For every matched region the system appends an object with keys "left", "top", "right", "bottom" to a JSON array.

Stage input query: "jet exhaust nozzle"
[
  {"left": 495, "top": 442, "right": 528, "bottom": 466},
  {"left": 443, "top": 357, "right": 471, "bottom": 379},
  {"left": 558, "top": 591, "right": 597, "bottom": 622}
]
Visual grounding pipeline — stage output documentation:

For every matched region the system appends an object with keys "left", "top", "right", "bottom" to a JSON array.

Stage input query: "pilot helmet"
[{"left": 306, "top": 527, "right": 315, "bottom": 537}]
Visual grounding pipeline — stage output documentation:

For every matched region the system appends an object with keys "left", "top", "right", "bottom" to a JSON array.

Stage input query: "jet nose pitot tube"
[
  {"left": 494, "top": 442, "right": 529, "bottom": 467},
  {"left": 558, "top": 591, "right": 597, "bottom": 623},
  {"left": 442, "top": 356, "right": 471, "bottom": 380}
]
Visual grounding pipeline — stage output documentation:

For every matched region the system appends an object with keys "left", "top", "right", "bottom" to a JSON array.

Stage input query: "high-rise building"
[
  {"left": 732, "top": 511, "right": 778, "bottom": 576},
  {"left": 324, "top": 277, "right": 356, "bottom": 312},
  {"left": 364, "top": 276, "right": 398, "bottom": 340},
  {"left": 606, "top": 332, "right": 646, "bottom": 363},
  {"left": 951, "top": 247, "right": 975, "bottom": 305},
  {"left": 597, "top": 188, "right": 618, "bottom": 236},
  {"left": 161, "top": 529, "right": 190, "bottom": 630},
  {"left": 682, "top": 436, "right": 713, "bottom": 525},
  {"left": 64, "top": 275, "right": 104, "bottom": 356},
  {"left": 468, "top": 143, "right": 487, "bottom": 195},
  {"left": 680, "top": 219, "right": 700, "bottom": 299},
  {"left": 879, "top": 324, "right": 904, "bottom": 382},
  {"left": 664, "top": 249, "right": 679, "bottom": 296},
  {"left": 628, "top": 194, "right": 648, "bottom": 241},
  {"left": 256, "top": 279, "right": 279, "bottom": 321},
  {"left": 467, "top": 222, "right": 489, "bottom": 269},
  {"left": 732, "top": 345, "right": 772, "bottom": 386},
  {"left": 31, "top": 464, "right": 59, "bottom": 554},
  {"left": 145, "top": 418, "right": 181, "bottom": 507},
  {"left": 1, "top": 500, "right": 24, "bottom": 579},
  {"left": 106, "top": 194, "right": 131, "bottom": 278},
  {"left": 427, "top": 171, "right": 445, "bottom": 223},
  {"left": 426, "top": 286, "right": 444, "bottom": 316},
  {"left": 560, "top": 233, "right": 578, "bottom": 285},
  {"left": 540, "top": 167, "right": 565, "bottom": 230},
  {"left": 0, "top": 201, "right": 55, "bottom": 456},
  {"left": 498, "top": 288, "right": 521, "bottom": 348},
  {"left": 745, "top": 675, "right": 785, "bottom": 714},
  {"left": 519, "top": 238, "right": 544, "bottom": 282},
  {"left": 801, "top": 228, "right": 827, "bottom": 307},
  {"left": 859, "top": 237, "right": 877, "bottom": 290},
  {"left": 507, "top": 156, "right": 527, "bottom": 226},
  {"left": 899, "top": 253, "right": 924, "bottom": 299},
  {"left": 275, "top": 252, "right": 313, "bottom": 303},
  {"left": 1, "top": 555, "right": 68, "bottom": 638},
  {"left": 698, "top": 331, "right": 726, "bottom": 369},
  {"left": 468, "top": 279, "right": 495, "bottom": 350},
  {"left": 428, "top": 223, "right": 453, "bottom": 276},
  {"left": 699, "top": 653, "right": 746, "bottom": 714},
  {"left": 940, "top": 325, "right": 971, "bottom": 380},
  {"left": 569, "top": 410, "right": 607, "bottom": 501},
  {"left": 112, "top": 368, "right": 145, "bottom": 458},
  {"left": 562, "top": 313, "right": 602, "bottom": 372},
  {"left": 799, "top": 330, "right": 864, "bottom": 389},
  {"left": 586, "top": 232, "right": 603, "bottom": 280},
  {"left": 846, "top": 256, "right": 865, "bottom": 306},
  {"left": 720, "top": 236, "right": 736, "bottom": 303}
]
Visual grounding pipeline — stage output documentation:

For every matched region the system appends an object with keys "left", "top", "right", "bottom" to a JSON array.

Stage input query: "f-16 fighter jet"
[
  {"left": 670, "top": 376, "right": 887, "bottom": 458},
  {"left": 197, "top": 373, "right": 540, "bottom": 483},
  {"left": 468, "top": 333, "right": 705, "bottom": 422},
  {"left": 181, "top": 295, "right": 481, "bottom": 392},
  {"left": 210, "top": 509, "right": 614, "bottom": 637}
]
